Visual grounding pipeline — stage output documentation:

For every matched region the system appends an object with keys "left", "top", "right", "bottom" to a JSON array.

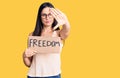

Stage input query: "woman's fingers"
[
  {"left": 50, "top": 8, "right": 59, "bottom": 21},
  {"left": 50, "top": 8, "right": 63, "bottom": 20},
  {"left": 56, "top": 8, "right": 64, "bottom": 16},
  {"left": 32, "top": 50, "right": 37, "bottom": 55},
  {"left": 25, "top": 48, "right": 37, "bottom": 57},
  {"left": 51, "top": 8, "right": 59, "bottom": 15},
  {"left": 50, "top": 8, "right": 67, "bottom": 30}
]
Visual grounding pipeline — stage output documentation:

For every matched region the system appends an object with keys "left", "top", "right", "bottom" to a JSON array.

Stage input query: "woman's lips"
[{"left": 45, "top": 21, "right": 50, "bottom": 23}]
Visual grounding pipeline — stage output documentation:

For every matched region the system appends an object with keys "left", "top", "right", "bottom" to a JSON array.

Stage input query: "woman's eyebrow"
[{"left": 41, "top": 13, "right": 51, "bottom": 14}]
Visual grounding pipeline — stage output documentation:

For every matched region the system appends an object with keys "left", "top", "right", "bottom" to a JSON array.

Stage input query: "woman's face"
[{"left": 41, "top": 7, "right": 54, "bottom": 27}]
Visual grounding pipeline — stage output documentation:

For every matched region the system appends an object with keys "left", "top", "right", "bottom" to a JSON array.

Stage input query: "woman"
[{"left": 23, "top": 2, "right": 70, "bottom": 78}]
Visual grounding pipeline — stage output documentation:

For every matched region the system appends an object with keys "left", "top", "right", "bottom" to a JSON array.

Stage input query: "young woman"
[{"left": 23, "top": 2, "right": 70, "bottom": 78}]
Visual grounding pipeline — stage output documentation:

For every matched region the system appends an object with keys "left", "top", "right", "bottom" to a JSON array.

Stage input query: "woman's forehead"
[{"left": 41, "top": 7, "right": 50, "bottom": 14}]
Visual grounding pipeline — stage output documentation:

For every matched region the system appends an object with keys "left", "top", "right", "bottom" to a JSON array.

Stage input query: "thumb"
[{"left": 53, "top": 25, "right": 59, "bottom": 30}]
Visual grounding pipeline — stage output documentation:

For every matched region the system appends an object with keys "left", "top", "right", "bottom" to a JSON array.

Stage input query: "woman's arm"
[
  {"left": 50, "top": 8, "right": 70, "bottom": 40},
  {"left": 59, "top": 18, "right": 70, "bottom": 40},
  {"left": 23, "top": 51, "right": 33, "bottom": 67},
  {"left": 23, "top": 32, "right": 37, "bottom": 67}
]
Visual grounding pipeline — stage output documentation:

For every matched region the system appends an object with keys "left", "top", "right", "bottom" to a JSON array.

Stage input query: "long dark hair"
[{"left": 32, "top": 2, "right": 59, "bottom": 36}]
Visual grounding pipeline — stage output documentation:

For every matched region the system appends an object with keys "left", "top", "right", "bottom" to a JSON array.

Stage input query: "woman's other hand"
[{"left": 23, "top": 48, "right": 37, "bottom": 58}]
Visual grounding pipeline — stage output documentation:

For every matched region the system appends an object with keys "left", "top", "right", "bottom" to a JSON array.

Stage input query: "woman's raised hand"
[{"left": 50, "top": 8, "right": 69, "bottom": 30}]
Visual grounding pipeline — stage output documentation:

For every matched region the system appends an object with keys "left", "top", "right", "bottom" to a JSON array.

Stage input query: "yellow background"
[{"left": 0, "top": 0, "right": 120, "bottom": 78}]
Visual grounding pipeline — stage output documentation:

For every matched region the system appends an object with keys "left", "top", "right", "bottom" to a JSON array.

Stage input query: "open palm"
[{"left": 50, "top": 8, "right": 68, "bottom": 30}]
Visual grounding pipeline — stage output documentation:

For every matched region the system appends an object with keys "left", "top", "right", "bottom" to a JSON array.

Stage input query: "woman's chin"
[{"left": 44, "top": 23, "right": 52, "bottom": 27}]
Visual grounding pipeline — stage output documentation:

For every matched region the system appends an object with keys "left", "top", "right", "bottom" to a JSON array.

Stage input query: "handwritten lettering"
[{"left": 29, "top": 39, "right": 60, "bottom": 47}]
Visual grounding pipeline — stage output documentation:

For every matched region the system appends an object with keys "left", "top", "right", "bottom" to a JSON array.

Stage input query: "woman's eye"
[{"left": 42, "top": 14, "right": 46, "bottom": 16}]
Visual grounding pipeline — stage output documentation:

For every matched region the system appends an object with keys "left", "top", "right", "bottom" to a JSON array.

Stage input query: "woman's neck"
[{"left": 43, "top": 26, "right": 53, "bottom": 33}]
